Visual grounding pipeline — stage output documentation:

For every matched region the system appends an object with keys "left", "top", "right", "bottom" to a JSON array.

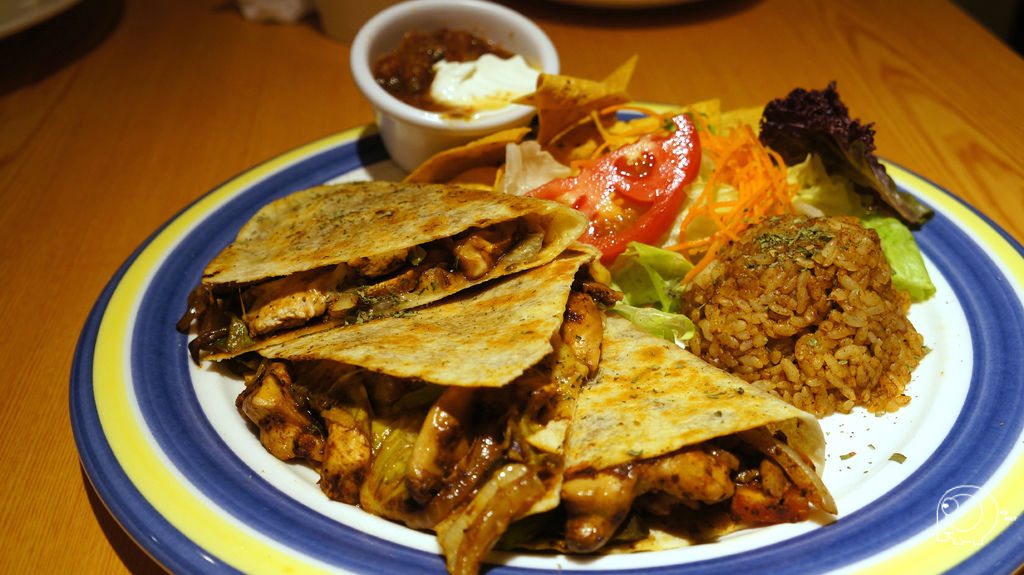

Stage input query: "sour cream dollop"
[{"left": 430, "top": 54, "right": 540, "bottom": 115}]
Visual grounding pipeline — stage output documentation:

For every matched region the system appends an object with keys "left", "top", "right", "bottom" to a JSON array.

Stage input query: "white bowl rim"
[{"left": 350, "top": 0, "right": 560, "bottom": 133}]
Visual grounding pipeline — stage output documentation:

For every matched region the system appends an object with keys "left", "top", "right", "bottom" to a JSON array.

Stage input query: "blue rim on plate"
[{"left": 70, "top": 125, "right": 1024, "bottom": 574}]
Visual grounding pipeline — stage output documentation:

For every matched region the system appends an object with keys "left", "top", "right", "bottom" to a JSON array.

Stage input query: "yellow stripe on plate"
[
  {"left": 863, "top": 164, "right": 1024, "bottom": 573},
  {"left": 866, "top": 456, "right": 1024, "bottom": 573},
  {"left": 90, "top": 142, "right": 1024, "bottom": 574},
  {"left": 92, "top": 127, "right": 371, "bottom": 574},
  {"left": 887, "top": 164, "right": 1024, "bottom": 287}
]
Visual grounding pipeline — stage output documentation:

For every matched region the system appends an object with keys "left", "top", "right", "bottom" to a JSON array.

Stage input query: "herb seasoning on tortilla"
[
  {"left": 553, "top": 315, "right": 836, "bottom": 552},
  {"left": 175, "top": 61, "right": 941, "bottom": 575},
  {"left": 232, "top": 249, "right": 621, "bottom": 575},
  {"left": 176, "top": 181, "right": 587, "bottom": 363}
]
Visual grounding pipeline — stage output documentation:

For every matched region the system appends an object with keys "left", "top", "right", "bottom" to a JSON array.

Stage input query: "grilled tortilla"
[
  {"left": 259, "top": 248, "right": 599, "bottom": 388},
  {"left": 234, "top": 248, "right": 616, "bottom": 575},
  {"left": 557, "top": 314, "right": 835, "bottom": 553},
  {"left": 178, "top": 181, "right": 588, "bottom": 362}
]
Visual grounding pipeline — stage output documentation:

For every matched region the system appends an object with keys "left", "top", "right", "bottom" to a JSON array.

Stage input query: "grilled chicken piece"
[
  {"left": 579, "top": 279, "right": 623, "bottom": 307},
  {"left": 319, "top": 405, "right": 373, "bottom": 504},
  {"left": 637, "top": 446, "right": 739, "bottom": 505},
  {"left": 242, "top": 266, "right": 346, "bottom": 336},
  {"left": 348, "top": 247, "right": 410, "bottom": 277},
  {"left": 248, "top": 290, "right": 330, "bottom": 335},
  {"left": 452, "top": 222, "right": 517, "bottom": 280},
  {"left": 280, "top": 361, "right": 376, "bottom": 505},
  {"left": 358, "top": 267, "right": 420, "bottom": 301},
  {"left": 562, "top": 445, "right": 739, "bottom": 552},
  {"left": 730, "top": 458, "right": 810, "bottom": 524},
  {"left": 416, "top": 265, "right": 455, "bottom": 294},
  {"left": 561, "top": 291, "right": 603, "bottom": 376},
  {"left": 407, "top": 387, "right": 476, "bottom": 504},
  {"left": 737, "top": 428, "right": 836, "bottom": 514},
  {"left": 730, "top": 483, "right": 810, "bottom": 524},
  {"left": 358, "top": 245, "right": 453, "bottom": 305},
  {"left": 562, "top": 467, "right": 639, "bottom": 553},
  {"left": 759, "top": 458, "right": 790, "bottom": 498},
  {"left": 236, "top": 361, "right": 323, "bottom": 461}
]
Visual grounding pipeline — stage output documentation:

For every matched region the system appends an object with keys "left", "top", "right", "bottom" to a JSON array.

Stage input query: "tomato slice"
[{"left": 527, "top": 113, "right": 701, "bottom": 262}]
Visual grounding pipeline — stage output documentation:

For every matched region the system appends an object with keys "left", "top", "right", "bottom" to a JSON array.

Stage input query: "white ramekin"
[{"left": 350, "top": 0, "right": 559, "bottom": 172}]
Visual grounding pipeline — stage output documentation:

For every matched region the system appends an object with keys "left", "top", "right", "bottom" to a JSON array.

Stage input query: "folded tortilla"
[
  {"left": 259, "top": 248, "right": 597, "bottom": 388},
  {"left": 566, "top": 314, "right": 827, "bottom": 471},
  {"left": 559, "top": 314, "right": 835, "bottom": 552},
  {"left": 184, "top": 181, "right": 587, "bottom": 361},
  {"left": 241, "top": 248, "right": 605, "bottom": 575}
]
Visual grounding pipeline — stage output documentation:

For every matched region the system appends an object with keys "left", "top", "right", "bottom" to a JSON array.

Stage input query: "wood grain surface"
[{"left": 1, "top": 0, "right": 1022, "bottom": 573}]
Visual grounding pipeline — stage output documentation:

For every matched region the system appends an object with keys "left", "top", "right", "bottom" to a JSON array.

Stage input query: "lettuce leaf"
[
  {"left": 861, "top": 216, "right": 936, "bottom": 302},
  {"left": 610, "top": 242, "right": 695, "bottom": 342},
  {"left": 610, "top": 242, "right": 692, "bottom": 311},
  {"left": 760, "top": 82, "right": 933, "bottom": 228},
  {"left": 612, "top": 303, "right": 695, "bottom": 345},
  {"left": 789, "top": 156, "right": 935, "bottom": 301}
]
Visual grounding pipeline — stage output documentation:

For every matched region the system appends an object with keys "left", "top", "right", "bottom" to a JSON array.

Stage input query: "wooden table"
[{"left": 2, "top": 0, "right": 1022, "bottom": 573}]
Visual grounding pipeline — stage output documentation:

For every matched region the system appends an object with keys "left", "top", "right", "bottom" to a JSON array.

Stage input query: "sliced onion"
[{"left": 738, "top": 428, "right": 837, "bottom": 514}]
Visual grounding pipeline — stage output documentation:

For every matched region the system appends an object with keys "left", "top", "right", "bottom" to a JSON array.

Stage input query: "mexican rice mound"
[{"left": 680, "top": 214, "right": 926, "bottom": 417}]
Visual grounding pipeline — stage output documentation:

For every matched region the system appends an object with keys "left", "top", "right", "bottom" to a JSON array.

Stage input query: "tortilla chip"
[
  {"left": 686, "top": 98, "right": 722, "bottom": 129},
  {"left": 516, "top": 55, "right": 637, "bottom": 145},
  {"left": 404, "top": 127, "right": 531, "bottom": 184},
  {"left": 542, "top": 119, "right": 605, "bottom": 165},
  {"left": 446, "top": 165, "right": 501, "bottom": 187},
  {"left": 721, "top": 104, "right": 765, "bottom": 134},
  {"left": 260, "top": 249, "right": 596, "bottom": 388},
  {"left": 600, "top": 54, "right": 637, "bottom": 92}
]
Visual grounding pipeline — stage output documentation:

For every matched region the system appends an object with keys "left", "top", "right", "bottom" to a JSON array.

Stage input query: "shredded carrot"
[
  {"left": 540, "top": 104, "right": 794, "bottom": 284},
  {"left": 589, "top": 104, "right": 679, "bottom": 158},
  {"left": 546, "top": 104, "right": 680, "bottom": 160},
  {"left": 665, "top": 121, "right": 797, "bottom": 283},
  {"left": 588, "top": 110, "right": 617, "bottom": 158}
]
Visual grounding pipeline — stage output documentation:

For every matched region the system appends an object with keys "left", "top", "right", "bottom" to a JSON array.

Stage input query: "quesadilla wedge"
[
  {"left": 258, "top": 247, "right": 603, "bottom": 388},
  {"left": 554, "top": 314, "right": 836, "bottom": 553},
  {"left": 177, "top": 181, "right": 588, "bottom": 362},
  {"left": 231, "top": 249, "right": 622, "bottom": 575}
]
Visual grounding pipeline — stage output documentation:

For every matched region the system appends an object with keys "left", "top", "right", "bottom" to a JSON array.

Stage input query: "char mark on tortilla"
[
  {"left": 177, "top": 181, "right": 588, "bottom": 363},
  {"left": 232, "top": 251, "right": 611, "bottom": 575},
  {"left": 558, "top": 314, "right": 836, "bottom": 552}
]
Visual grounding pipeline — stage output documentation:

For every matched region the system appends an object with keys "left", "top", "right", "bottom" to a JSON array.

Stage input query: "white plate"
[{"left": 71, "top": 124, "right": 1024, "bottom": 574}]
